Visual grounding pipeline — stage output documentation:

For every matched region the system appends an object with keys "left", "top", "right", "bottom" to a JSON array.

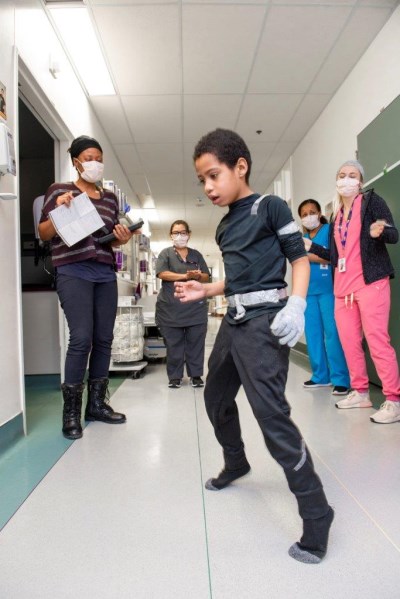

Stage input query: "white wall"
[
  {"left": 290, "top": 5, "right": 400, "bottom": 216},
  {"left": 0, "top": 0, "right": 139, "bottom": 431},
  {"left": 22, "top": 292, "right": 60, "bottom": 375},
  {"left": 0, "top": 2, "right": 25, "bottom": 428}
]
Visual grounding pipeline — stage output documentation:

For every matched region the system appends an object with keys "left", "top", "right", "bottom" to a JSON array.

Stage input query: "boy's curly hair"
[{"left": 193, "top": 128, "right": 252, "bottom": 184}]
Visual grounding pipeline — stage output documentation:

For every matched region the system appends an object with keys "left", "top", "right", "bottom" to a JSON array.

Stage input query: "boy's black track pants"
[{"left": 204, "top": 313, "right": 329, "bottom": 520}]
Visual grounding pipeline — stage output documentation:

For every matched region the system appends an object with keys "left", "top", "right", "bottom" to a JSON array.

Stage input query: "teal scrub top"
[{"left": 305, "top": 224, "right": 333, "bottom": 296}]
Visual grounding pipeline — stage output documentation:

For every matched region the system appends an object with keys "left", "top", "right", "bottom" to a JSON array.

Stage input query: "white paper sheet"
[{"left": 48, "top": 192, "right": 105, "bottom": 247}]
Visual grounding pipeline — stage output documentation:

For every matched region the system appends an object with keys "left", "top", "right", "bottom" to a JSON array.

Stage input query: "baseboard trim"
[
  {"left": 293, "top": 341, "right": 308, "bottom": 355},
  {"left": 290, "top": 342, "right": 311, "bottom": 372},
  {"left": 0, "top": 413, "right": 24, "bottom": 453}
]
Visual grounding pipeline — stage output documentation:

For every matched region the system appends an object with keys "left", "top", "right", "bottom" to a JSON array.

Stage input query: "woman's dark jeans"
[{"left": 56, "top": 274, "right": 118, "bottom": 384}]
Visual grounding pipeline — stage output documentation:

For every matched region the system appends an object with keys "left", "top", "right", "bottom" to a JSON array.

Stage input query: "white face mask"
[
  {"left": 77, "top": 160, "right": 104, "bottom": 184},
  {"left": 172, "top": 234, "right": 189, "bottom": 249},
  {"left": 336, "top": 177, "right": 360, "bottom": 197},
  {"left": 301, "top": 215, "right": 320, "bottom": 230}
]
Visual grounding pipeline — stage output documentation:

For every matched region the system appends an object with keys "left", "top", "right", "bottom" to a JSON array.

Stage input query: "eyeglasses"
[{"left": 171, "top": 232, "right": 189, "bottom": 239}]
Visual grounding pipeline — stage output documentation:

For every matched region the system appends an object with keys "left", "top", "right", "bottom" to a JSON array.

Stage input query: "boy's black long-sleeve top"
[{"left": 216, "top": 193, "right": 306, "bottom": 324}]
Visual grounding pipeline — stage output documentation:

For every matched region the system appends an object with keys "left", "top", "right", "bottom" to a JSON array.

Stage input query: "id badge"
[{"left": 338, "top": 257, "right": 346, "bottom": 273}]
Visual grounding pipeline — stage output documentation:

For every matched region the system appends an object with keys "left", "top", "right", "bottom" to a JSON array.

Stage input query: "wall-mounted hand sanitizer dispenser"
[{"left": 0, "top": 123, "right": 16, "bottom": 176}]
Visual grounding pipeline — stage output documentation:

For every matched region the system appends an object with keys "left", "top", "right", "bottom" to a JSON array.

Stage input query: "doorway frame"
[{"left": 17, "top": 55, "right": 73, "bottom": 433}]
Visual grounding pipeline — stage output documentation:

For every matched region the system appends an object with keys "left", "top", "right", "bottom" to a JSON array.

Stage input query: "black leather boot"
[
  {"left": 61, "top": 383, "right": 84, "bottom": 440},
  {"left": 85, "top": 378, "right": 126, "bottom": 424}
]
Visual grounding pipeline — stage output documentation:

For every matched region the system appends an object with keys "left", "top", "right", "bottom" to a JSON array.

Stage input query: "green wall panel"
[
  {"left": 358, "top": 95, "right": 400, "bottom": 183},
  {"left": 358, "top": 96, "right": 400, "bottom": 387}
]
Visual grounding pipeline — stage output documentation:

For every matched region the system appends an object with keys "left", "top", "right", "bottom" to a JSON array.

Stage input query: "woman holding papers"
[{"left": 39, "top": 135, "right": 138, "bottom": 440}]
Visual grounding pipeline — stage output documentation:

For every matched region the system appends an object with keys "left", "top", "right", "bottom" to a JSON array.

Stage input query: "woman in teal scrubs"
[{"left": 299, "top": 199, "right": 349, "bottom": 395}]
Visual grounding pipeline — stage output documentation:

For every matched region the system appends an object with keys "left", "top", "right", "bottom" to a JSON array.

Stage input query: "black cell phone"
[{"left": 98, "top": 219, "right": 144, "bottom": 245}]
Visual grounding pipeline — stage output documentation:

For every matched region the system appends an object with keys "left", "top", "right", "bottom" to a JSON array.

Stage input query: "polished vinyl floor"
[{"left": 0, "top": 318, "right": 399, "bottom": 598}]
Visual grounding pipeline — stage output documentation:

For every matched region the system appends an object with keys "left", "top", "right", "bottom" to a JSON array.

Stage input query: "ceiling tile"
[
  {"left": 90, "top": 97, "right": 132, "bottom": 144},
  {"left": 93, "top": 0, "right": 176, "bottom": 4},
  {"left": 248, "top": 4, "right": 352, "bottom": 94},
  {"left": 272, "top": 0, "right": 355, "bottom": 4},
  {"left": 127, "top": 172, "right": 150, "bottom": 199},
  {"left": 183, "top": 175, "right": 206, "bottom": 199},
  {"left": 182, "top": 4, "right": 266, "bottom": 94},
  {"left": 93, "top": 4, "right": 181, "bottom": 94},
  {"left": 135, "top": 143, "right": 183, "bottom": 174},
  {"left": 183, "top": 146, "right": 198, "bottom": 178},
  {"left": 262, "top": 141, "right": 298, "bottom": 174},
  {"left": 106, "top": 143, "right": 150, "bottom": 201},
  {"left": 183, "top": 0, "right": 266, "bottom": 3},
  {"left": 113, "top": 143, "right": 143, "bottom": 174},
  {"left": 247, "top": 141, "right": 277, "bottom": 172},
  {"left": 236, "top": 94, "right": 303, "bottom": 142},
  {"left": 281, "top": 94, "right": 331, "bottom": 142},
  {"left": 183, "top": 95, "right": 243, "bottom": 143},
  {"left": 357, "top": 0, "right": 398, "bottom": 5},
  {"left": 121, "top": 95, "right": 182, "bottom": 143},
  {"left": 146, "top": 172, "right": 184, "bottom": 196},
  {"left": 310, "top": 7, "right": 395, "bottom": 94},
  {"left": 152, "top": 194, "right": 185, "bottom": 208},
  {"left": 253, "top": 170, "right": 277, "bottom": 193},
  {"left": 185, "top": 180, "right": 204, "bottom": 198}
]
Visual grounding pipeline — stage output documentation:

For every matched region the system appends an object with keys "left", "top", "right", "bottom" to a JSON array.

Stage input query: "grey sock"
[
  {"left": 205, "top": 463, "right": 251, "bottom": 490},
  {"left": 288, "top": 543, "right": 322, "bottom": 564},
  {"left": 288, "top": 506, "right": 334, "bottom": 564}
]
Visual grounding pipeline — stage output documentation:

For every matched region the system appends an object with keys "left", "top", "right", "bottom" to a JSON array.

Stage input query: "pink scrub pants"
[{"left": 334, "top": 278, "right": 400, "bottom": 400}]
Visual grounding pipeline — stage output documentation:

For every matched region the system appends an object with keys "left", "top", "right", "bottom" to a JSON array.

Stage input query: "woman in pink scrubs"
[{"left": 308, "top": 160, "right": 400, "bottom": 424}]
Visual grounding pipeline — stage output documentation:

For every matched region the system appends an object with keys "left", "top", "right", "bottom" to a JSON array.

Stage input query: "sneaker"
[
  {"left": 168, "top": 379, "right": 181, "bottom": 389},
  {"left": 191, "top": 377, "right": 204, "bottom": 388},
  {"left": 335, "top": 390, "right": 372, "bottom": 409},
  {"left": 332, "top": 386, "right": 350, "bottom": 396},
  {"left": 303, "top": 380, "right": 331, "bottom": 389},
  {"left": 370, "top": 400, "right": 400, "bottom": 424}
]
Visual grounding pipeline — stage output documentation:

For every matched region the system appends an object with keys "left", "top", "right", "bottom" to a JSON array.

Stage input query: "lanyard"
[
  {"left": 173, "top": 247, "right": 199, "bottom": 270},
  {"left": 338, "top": 198, "right": 355, "bottom": 251}
]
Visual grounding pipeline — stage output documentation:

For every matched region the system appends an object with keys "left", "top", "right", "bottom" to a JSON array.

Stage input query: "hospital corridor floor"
[{"left": 0, "top": 318, "right": 399, "bottom": 599}]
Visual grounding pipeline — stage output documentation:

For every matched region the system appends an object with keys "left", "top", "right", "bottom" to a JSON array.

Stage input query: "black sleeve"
[
  {"left": 280, "top": 231, "right": 308, "bottom": 263},
  {"left": 309, "top": 241, "right": 331, "bottom": 261},
  {"left": 258, "top": 194, "right": 294, "bottom": 231},
  {"left": 258, "top": 195, "right": 307, "bottom": 263},
  {"left": 370, "top": 193, "right": 399, "bottom": 245}
]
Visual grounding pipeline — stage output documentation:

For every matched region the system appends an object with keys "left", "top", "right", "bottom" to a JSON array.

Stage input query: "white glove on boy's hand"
[{"left": 270, "top": 295, "right": 307, "bottom": 348}]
